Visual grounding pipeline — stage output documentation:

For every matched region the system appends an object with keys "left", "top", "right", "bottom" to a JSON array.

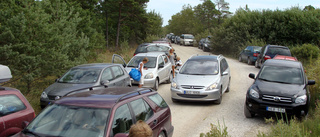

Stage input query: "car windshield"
[
  {"left": 146, "top": 45, "right": 170, "bottom": 53},
  {"left": 179, "top": 60, "right": 219, "bottom": 75},
  {"left": 184, "top": 35, "right": 194, "bottom": 39},
  {"left": 127, "top": 56, "right": 157, "bottom": 68},
  {"left": 58, "top": 68, "right": 101, "bottom": 84},
  {"left": 253, "top": 46, "right": 262, "bottom": 52},
  {"left": 266, "top": 47, "right": 291, "bottom": 56},
  {"left": 25, "top": 104, "right": 109, "bottom": 137},
  {"left": 258, "top": 66, "right": 303, "bottom": 84}
]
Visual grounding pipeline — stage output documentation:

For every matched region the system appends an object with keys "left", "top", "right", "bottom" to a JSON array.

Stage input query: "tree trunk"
[
  {"left": 116, "top": 2, "right": 122, "bottom": 48},
  {"left": 106, "top": 8, "right": 109, "bottom": 47}
]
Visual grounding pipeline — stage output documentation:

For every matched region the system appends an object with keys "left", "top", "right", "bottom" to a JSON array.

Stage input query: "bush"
[
  {"left": 200, "top": 121, "right": 230, "bottom": 137},
  {"left": 144, "top": 34, "right": 160, "bottom": 43},
  {"left": 291, "top": 43, "right": 320, "bottom": 61}
]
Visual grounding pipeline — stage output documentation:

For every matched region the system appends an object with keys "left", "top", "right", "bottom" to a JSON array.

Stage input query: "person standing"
[
  {"left": 138, "top": 57, "right": 149, "bottom": 88},
  {"left": 168, "top": 48, "right": 176, "bottom": 78}
]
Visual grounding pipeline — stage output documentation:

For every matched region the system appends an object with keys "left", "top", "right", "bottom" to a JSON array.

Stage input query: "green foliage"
[
  {"left": 144, "top": 34, "right": 160, "bottom": 43},
  {"left": 305, "top": 57, "right": 320, "bottom": 109},
  {"left": 291, "top": 44, "right": 319, "bottom": 62},
  {"left": 200, "top": 121, "right": 230, "bottom": 137},
  {"left": 194, "top": 29, "right": 211, "bottom": 46}
]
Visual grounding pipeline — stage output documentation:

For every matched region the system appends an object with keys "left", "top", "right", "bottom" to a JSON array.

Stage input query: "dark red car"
[
  {"left": 0, "top": 65, "right": 35, "bottom": 137},
  {"left": 14, "top": 87, "right": 174, "bottom": 137}
]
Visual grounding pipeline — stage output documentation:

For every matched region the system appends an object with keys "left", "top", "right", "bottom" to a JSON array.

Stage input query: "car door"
[
  {"left": 162, "top": 55, "right": 171, "bottom": 78},
  {"left": 220, "top": 59, "right": 229, "bottom": 92},
  {"left": 157, "top": 55, "right": 167, "bottom": 83},
  {"left": 110, "top": 66, "right": 130, "bottom": 87},
  {"left": 100, "top": 67, "right": 117, "bottom": 87},
  {"left": 112, "top": 54, "right": 127, "bottom": 67}
]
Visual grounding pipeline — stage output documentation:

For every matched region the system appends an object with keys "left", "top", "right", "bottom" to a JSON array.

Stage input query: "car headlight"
[
  {"left": 144, "top": 73, "right": 154, "bottom": 79},
  {"left": 295, "top": 95, "right": 307, "bottom": 104},
  {"left": 171, "top": 82, "right": 179, "bottom": 89},
  {"left": 206, "top": 83, "right": 218, "bottom": 91},
  {"left": 249, "top": 89, "right": 259, "bottom": 98},
  {"left": 41, "top": 92, "right": 48, "bottom": 99}
]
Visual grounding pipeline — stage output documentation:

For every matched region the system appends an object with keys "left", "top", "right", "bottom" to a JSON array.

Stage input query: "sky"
[{"left": 146, "top": 0, "right": 320, "bottom": 26}]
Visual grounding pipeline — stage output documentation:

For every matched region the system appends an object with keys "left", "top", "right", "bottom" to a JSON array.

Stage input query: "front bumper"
[
  {"left": 171, "top": 87, "right": 220, "bottom": 101},
  {"left": 184, "top": 41, "right": 194, "bottom": 46},
  {"left": 40, "top": 98, "right": 54, "bottom": 108},
  {"left": 131, "top": 77, "right": 156, "bottom": 88},
  {"left": 245, "top": 96, "right": 308, "bottom": 117}
]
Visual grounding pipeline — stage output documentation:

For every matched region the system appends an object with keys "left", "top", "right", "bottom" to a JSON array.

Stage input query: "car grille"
[
  {"left": 177, "top": 94, "right": 207, "bottom": 98},
  {"left": 48, "top": 95, "right": 56, "bottom": 100},
  {"left": 181, "top": 85, "right": 205, "bottom": 89},
  {"left": 262, "top": 95, "right": 292, "bottom": 103}
]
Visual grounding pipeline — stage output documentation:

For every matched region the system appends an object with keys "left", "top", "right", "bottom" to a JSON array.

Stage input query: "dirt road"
[{"left": 157, "top": 44, "right": 270, "bottom": 137}]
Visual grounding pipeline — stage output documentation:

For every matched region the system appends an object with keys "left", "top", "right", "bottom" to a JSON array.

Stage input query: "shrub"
[
  {"left": 200, "top": 121, "right": 230, "bottom": 137},
  {"left": 291, "top": 44, "right": 320, "bottom": 61},
  {"left": 144, "top": 34, "right": 160, "bottom": 43}
]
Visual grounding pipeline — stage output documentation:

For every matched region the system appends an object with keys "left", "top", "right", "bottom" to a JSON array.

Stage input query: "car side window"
[
  {"left": 148, "top": 94, "right": 168, "bottom": 108},
  {"left": 158, "top": 56, "right": 164, "bottom": 67},
  {"left": 112, "top": 104, "right": 133, "bottom": 135},
  {"left": 101, "top": 68, "right": 114, "bottom": 81},
  {"left": 220, "top": 59, "right": 228, "bottom": 72},
  {"left": 130, "top": 98, "right": 153, "bottom": 121},
  {"left": 111, "top": 66, "right": 124, "bottom": 79},
  {"left": 0, "top": 94, "right": 26, "bottom": 117}
]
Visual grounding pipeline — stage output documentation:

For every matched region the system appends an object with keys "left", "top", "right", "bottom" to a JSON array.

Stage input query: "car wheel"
[
  {"left": 166, "top": 72, "right": 172, "bottom": 84},
  {"left": 215, "top": 89, "right": 222, "bottom": 104},
  {"left": 158, "top": 131, "right": 166, "bottom": 137},
  {"left": 244, "top": 103, "right": 255, "bottom": 118},
  {"left": 255, "top": 60, "right": 259, "bottom": 68},
  {"left": 153, "top": 78, "right": 159, "bottom": 91},
  {"left": 247, "top": 57, "right": 252, "bottom": 65},
  {"left": 238, "top": 56, "right": 242, "bottom": 62},
  {"left": 40, "top": 105, "right": 46, "bottom": 109}
]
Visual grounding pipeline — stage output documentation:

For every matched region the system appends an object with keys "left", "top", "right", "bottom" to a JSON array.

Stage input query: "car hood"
[
  {"left": 125, "top": 67, "right": 156, "bottom": 76},
  {"left": 254, "top": 79, "right": 305, "bottom": 97},
  {"left": 175, "top": 74, "right": 219, "bottom": 86},
  {"left": 44, "top": 82, "right": 97, "bottom": 96}
]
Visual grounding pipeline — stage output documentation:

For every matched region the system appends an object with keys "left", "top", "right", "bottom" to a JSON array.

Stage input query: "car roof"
[
  {"left": 73, "top": 63, "right": 121, "bottom": 69},
  {"left": 264, "top": 59, "right": 301, "bottom": 68},
  {"left": 189, "top": 55, "right": 219, "bottom": 61},
  {"left": 147, "top": 43, "right": 171, "bottom": 47},
  {"left": 266, "top": 45, "right": 289, "bottom": 49},
  {"left": 135, "top": 52, "right": 165, "bottom": 57},
  {"left": 54, "top": 87, "right": 153, "bottom": 108}
]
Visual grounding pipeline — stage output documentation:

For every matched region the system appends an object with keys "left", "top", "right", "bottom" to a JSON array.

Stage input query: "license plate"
[
  {"left": 184, "top": 91, "right": 200, "bottom": 94},
  {"left": 266, "top": 107, "right": 285, "bottom": 113}
]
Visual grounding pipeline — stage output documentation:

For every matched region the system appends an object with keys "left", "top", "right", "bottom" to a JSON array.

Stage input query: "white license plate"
[
  {"left": 266, "top": 107, "right": 285, "bottom": 113},
  {"left": 184, "top": 91, "right": 200, "bottom": 94}
]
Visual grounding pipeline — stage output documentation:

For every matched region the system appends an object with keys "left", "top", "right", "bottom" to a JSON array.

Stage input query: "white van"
[{"left": 180, "top": 34, "right": 195, "bottom": 46}]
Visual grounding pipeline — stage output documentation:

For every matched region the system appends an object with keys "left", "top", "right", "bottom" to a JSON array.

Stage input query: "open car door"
[{"left": 112, "top": 54, "right": 127, "bottom": 67}]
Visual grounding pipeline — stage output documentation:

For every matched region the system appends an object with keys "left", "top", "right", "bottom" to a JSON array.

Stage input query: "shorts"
[{"left": 139, "top": 76, "right": 144, "bottom": 85}]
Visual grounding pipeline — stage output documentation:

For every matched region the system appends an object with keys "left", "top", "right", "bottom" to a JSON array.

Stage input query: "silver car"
[
  {"left": 171, "top": 55, "right": 231, "bottom": 104},
  {"left": 112, "top": 52, "right": 173, "bottom": 90}
]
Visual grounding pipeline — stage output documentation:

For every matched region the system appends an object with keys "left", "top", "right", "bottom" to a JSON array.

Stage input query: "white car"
[
  {"left": 112, "top": 52, "right": 173, "bottom": 90},
  {"left": 180, "top": 34, "right": 195, "bottom": 46}
]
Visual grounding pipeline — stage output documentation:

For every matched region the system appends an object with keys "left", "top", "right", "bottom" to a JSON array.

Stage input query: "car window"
[
  {"left": 158, "top": 56, "right": 164, "bottom": 67},
  {"left": 130, "top": 99, "right": 153, "bottom": 121},
  {"left": 180, "top": 60, "right": 219, "bottom": 75},
  {"left": 266, "top": 47, "right": 291, "bottom": 56},
  {"left": 258, "top": 66, "right": 303, "bottom": 84},
  {"left": 101, "top": 67, "right": 114, "bottom": 81},
  {"left": 253, "top": 46, "right": 262, "bottom": 52},
  {"left": 0, "top": 94, "right": 26, "bottom": 117},
  {"left": 148, "top": 94, "right": 168, "bottom": 108},
  {"left": 221, "top": 59, "right": 228, "bottom": 72},
  {"left": 127, "top": 56, "right": 157, "bottom": 68},
  {"left": 146, "top": 46, "right": 170, "bottom": 53},
  {"left": 59, "top": 68, "right": 101, "bottom": 84},
  {"left": 111, "top": 66, "right": 124, "bottom": 79},
  {"left": 112, "top": 104, "right": 133, "bottom": 135}
]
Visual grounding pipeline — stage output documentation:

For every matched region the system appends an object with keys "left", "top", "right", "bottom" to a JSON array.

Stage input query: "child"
[{"left": 175, "top": 56, "right": 182, "bottom": 70}]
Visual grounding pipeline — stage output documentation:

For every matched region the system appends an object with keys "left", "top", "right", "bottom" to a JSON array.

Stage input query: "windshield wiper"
[
  {"left": 258, "top": 78, "right": 274, "bottom": 82},
  {"left": 23, "top": 129, "right": 40, "bottom": 137}
]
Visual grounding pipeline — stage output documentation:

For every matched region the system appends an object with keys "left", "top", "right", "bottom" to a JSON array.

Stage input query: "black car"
[
  {"left": 40, "top": 63, "right": 131, "bottom": 109},
  {"left": 238, "top": 46, "right": 262, "bottom": 65},
  {"left": 244, "top": 59, "right": 315, "bottom": 118},
  {"left": 255, "top": 45, "right": 291, "bottom": 68}
]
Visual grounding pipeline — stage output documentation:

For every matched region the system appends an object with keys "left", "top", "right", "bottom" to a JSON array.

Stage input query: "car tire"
[
  {"left": 215, "top": 89, "right": 222, "bottom": 104},
  {"left": 247, "top": 57, "right": 252, "bottom": 65},
  {"left": 238, "top": 56, "right": 242, "bottom": 62},
  {"left": 153, "top": 78, "right": 159, "bottom": 91},
  {"left": 166, "top": 72, "right": 172, "bottom": 84},
  {"left": 244, "top": 103, "right": 254, "bottom": 118},
  {"left": 158, "top": 131, "right": 166, "bottom": 137}
]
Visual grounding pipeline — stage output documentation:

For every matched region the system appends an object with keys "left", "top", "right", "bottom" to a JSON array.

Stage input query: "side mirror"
[
  {"left": 100, "top": 80, "right": 110, "bottom": 85},
  {"left": 249, "top": 73, "right": 255, "bottom": 79},
  {"left": 123, "top": 64, "right": 126, "bottom": 68},
  {"left": 22, "top": 121, "right": 30, "bottom": 129},
  {"left": 222, "top": 72, "right": 228, "bottom": 76},
  {"left": 308, "top": 80, "right": 316, "bottom": 85}
]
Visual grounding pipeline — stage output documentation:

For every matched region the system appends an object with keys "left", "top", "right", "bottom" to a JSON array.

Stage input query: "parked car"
[
  {"left": 198, "top": 38, "right": 205, "bottom": 49},
  {"left": 202, "top": 36, "right": 212, "bottom": 51},
  {"left": 133, "top": 43, "right": 149, "bottom": 56},
  {"left": 174, "top": 36, "right": 180, "bottom": 44},
  {"left": 170, "top": 35, "right": 175, "bottom": 43},
  {"left": 255, "top": 45, "right": 292, "bottom": 68},
  {"left": 238, "top": 46, "right": 262, "bottom": 65},
  {"left": 171, "top": 55, "right": 231, "bottom": 104},
  {"left": 113, "top": 52, "right": 173, "bottom": 91},
  {"left": 273, "top": 55, "right": 298, "bottom": 61},
  {"left": 245, "top": 59, "right": 316, "bottom": 118},
  {"left": 0, "top": 65, "right": 35, "bottom": 137},
  {"left": 13, "top": 87, "right": 174, "bottom": 137},
  {"left": 180, "top": 34, "right": 195, "bottom": 46},
  {"left": 40, "top": 63, "right": 131, "bottom": 109}
]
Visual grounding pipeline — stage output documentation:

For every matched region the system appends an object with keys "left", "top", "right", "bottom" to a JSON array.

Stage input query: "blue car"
[{"left": 238, "top": 46, "right": 262, "bottom": 65}]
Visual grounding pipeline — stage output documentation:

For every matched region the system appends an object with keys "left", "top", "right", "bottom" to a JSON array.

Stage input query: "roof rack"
[{"left": 115, "top": 88, "right": 153, "bottom": 103}]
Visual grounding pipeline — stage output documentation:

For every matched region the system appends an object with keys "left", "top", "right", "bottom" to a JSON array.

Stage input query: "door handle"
[{"left": 153, "top": 119, "right": 158, "bottom": 125}]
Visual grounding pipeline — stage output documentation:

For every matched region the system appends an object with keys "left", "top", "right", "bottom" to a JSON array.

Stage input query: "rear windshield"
[
  {"left": 266, "top": 47, "right": 291, "bottom": 56},
  {"left": 258, "top": 66, "right": 303, "bottom": 84},
  {"left": 253, "top": 46, "right": 262, "bottom": 52},
  {"left": 58, "top": 68, "right": 101, "bottom": 84},
  {"left": 146, "top": 45, "right": 170, "bottom": 53},
  {"left": 0, "top": 94, "right": 26, "bottom": 117},
  {"left": 179, "top": 60, "right": 219, "bottom": 75}
]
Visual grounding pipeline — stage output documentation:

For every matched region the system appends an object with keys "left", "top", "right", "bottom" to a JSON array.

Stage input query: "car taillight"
[
  {"left": 133, "top": 53, "right": 136, "bottom": 56},
  {"left": 253, "top": 53, "right": 258, "bottom": 57},
  {"left": 264, "top": 55, "right": 271, "bottom": 60}
]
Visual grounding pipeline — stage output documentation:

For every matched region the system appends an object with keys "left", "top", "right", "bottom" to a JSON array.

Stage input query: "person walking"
[
  {"left": 168, "top": 48, "right": 176, "bottom": 78},
  {"left": 138, "top": 57, "right": 149, "bottom": 88}
]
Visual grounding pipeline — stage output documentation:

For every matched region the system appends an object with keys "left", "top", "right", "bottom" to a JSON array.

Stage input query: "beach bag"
[{"left": 129, "top": 68, "right": 141, "bottom": 81}]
